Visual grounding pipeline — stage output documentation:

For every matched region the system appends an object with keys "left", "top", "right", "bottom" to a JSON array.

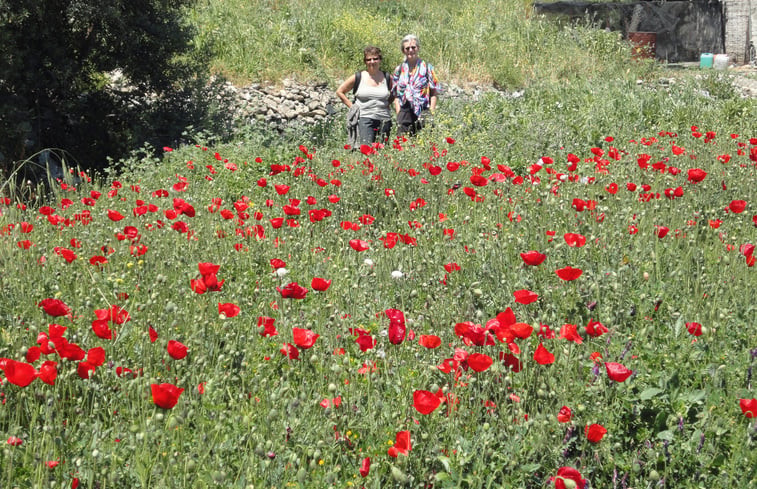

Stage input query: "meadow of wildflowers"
[{"left": 2, "top": 106, "right": 756, "bottom": 488}]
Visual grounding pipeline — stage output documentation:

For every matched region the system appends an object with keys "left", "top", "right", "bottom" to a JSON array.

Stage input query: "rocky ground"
[{"left": 729, "top": 64, "right": 757, "bottom": 97}]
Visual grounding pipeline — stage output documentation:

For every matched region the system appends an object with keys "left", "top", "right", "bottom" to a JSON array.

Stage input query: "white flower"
[
  {"left": 363, "top": 258, "right": 374, "bottom": 267},
  {"left": 391, "top": 270, "right": 404, "bottom": 279},
  {"left": 275, "top": 267, "right": 289, "bottom": 277}
]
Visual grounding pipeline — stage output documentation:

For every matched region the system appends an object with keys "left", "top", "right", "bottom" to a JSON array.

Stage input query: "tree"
[{"left": 0, "top": 0, "right": 231, "bottom": 179}]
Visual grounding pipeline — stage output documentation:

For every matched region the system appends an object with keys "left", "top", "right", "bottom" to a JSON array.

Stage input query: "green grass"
[{"left": 189, "top": 0, "right": 638, "bottom": 88}]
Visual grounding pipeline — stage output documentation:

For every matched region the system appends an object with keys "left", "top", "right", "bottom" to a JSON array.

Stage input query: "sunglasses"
[
  {"left": 403, "top": 46, "right": 418, "bottom": 52},
  {"left": 364, "top": 57, "right": 381, "bottom": 62}
]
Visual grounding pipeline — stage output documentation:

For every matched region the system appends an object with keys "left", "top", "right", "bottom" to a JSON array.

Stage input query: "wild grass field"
[{"left": 2, "top": 1, "right": 757, "bottom": 488}]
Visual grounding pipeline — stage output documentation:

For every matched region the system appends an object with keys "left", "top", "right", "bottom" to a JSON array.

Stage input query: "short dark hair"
[{"left": 364, "top": 46, "right": 382, "bottom": 60}]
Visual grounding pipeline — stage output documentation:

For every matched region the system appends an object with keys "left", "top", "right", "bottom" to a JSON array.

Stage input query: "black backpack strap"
[
  {"left": 384, "top": 71, "right": 392, "bottom": 91},
  {"left": 352, "top": 71, "right": 361, "bottom": 95}
]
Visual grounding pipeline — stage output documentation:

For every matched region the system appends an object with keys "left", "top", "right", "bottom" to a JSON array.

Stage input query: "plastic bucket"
[
  {"left": 700, "top": 53, "right": 714, "bottom": 68},
  {"left": 629, "top": 32, "right": 657, "bottom": 60},
  {"left": 713, "top": 54, "right": 729, "bottom": 70}
]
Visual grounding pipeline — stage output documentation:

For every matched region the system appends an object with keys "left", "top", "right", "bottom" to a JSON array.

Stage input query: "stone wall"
[{"left": 219, "top": 79, "right": 510, "bottom": 133}]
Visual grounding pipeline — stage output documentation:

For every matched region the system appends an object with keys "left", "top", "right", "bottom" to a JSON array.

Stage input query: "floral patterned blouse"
[{"left": 391, "top": 60, "right": 440, "bottom": 117}]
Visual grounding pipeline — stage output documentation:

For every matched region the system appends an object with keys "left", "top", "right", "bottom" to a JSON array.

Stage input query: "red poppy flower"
[
  {"left": 25, "top": 346, "right": 41, "bottom": 363},
  {"left": 467, "top": 353, "right": 493, "bottom": 372},
  {"left": 413, "top": 390, "right": 442, "bottom": 415},
  {"left": 107, "top": 209, "right": 125, "bottom": 221},
  {"left": 563, "top": 233, "right": 586, "bottom": 247},
  {"left": 218, "top": 302, "right": 241, "bottom": 318},
  {"left": 198, "top": 262, "right": 220, "bottom": 276},
  {"left": 89, "top": 255, "right": 108, "bottom": 267},
  {"left": 514, "top": 289, "right": 539, "bottom": 305},
  {"left": 387, "top": 430, "right": 411, "bottom": 457},
  {"left": 443, "top": 262, "right": 461, "bottom": 273},
  {"left": 520, "top": 250, "right": 546, "bottom": 266},
  {"left": 38, "top": 298, "right": 71, "bottom": 317},
  {"left": 585, "top": 319, "right": 608, "bottom": 337},
  {"left": 280, "top": 343, "right": 300, "bottom": 360},
  {"left": 741, "top": 243, "right": 755, "bottom": 258},
  {"left": 87, "top": 347, "right": 106, "bottom": 367},
  {"left": 557, "top": 406, "right": 572, "bottom": 423},
  {"left": 454, "top": 322, "right": 488, "bottom": 346},
  {"left": 418, "top": 335, "right": 441, "bottom": 349},
  {"left": 56, "top": 340, "right": 85, "bottom": 361},
  {"left": 91, "top": 320, "right": 113, "bottom": 340},
  {"left": 349, "top": 239, "right": 370, "bottom": 251},
  {"left": 740, "top": 398, "right": 757, "bottom": 418},
  {"left": 729, "top": 200, "right": 747, "bottom": 214},
  {"left": 38, "top": 360, "right": 58, "bottom": 385},
  {"left": 508, "top": 322, "right": 534, "bottom": 340},
  {"left": 654, "top": 225, "right": 669, "bottom": 238},
  {"left": 555, "top": 266, "right": 583, "bottom": 281},
  {"left": 7, "top": 436, "right": 23, "bottom": 446},
  {"left": 605, "top": 362, "right": 633, "bottom": 382},
  {"left": 355, "top": 334, "right": 376, "bottom": 352},
  {"left": 149, "top": 326, "right": 159, "bottom": 343},
  {"left": 359, "top": 457, "right": 370, "bottom": 477},
  {"left": 77, "top": 361, "right": 96, "bottom": 379},
  {"left": 311, "top": 277, "right": 332, "bottom": 291},
  {"left": 167, "top": 340, "right": 188, "bottom": 360},
  {"left": 359, "top": 214, "right": 376, "bottom": 225},
  {"left": 1, "top": 359, "right": 37, "bottom": 387},
  {"left": 552, "top": 466, "right": 587, "bottom": 489},
  {"left": 151, "top": 383, "right": 184, "bottom": 409},
  {"left": 534, "top": 343, "right": 555, "bottom": 365},
  {"left": 277, "top": 282, "right": 308, "bottom": 299},
  {"left": 292, "top": 328, "right": 320, "bottom": 349},
  {"left": 500, "top": 352, "right": 522, "bottom": 372},
  {"left": 585, "top": 423, "right": 608, "bottom": 442},
  {"left": 274, "top": 184, "right": 290, "bottom": 195},
  {"left": 559, "top": 324, "right": 583, "bottom": 344},
  {"left": 687, "top": 168, "right": 707, "bottom": 183},
  {"left": 686, "top": 322, "right": 702, "bottom": 336},
  {"left": 386, "top": 308, "right": 406, "bottom": 345},
  {"left": 469, "top": 174, "right": 488, "bottom": 187}
]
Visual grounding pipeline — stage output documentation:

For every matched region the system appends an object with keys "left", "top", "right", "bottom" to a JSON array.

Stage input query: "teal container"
[{"left": 700, "top": 53, "right": 714, "bottom": 68}]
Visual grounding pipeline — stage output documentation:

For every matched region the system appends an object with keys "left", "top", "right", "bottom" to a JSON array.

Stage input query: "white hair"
[{"left": 400, "top": 34, "right": 420, "bottom": 51}]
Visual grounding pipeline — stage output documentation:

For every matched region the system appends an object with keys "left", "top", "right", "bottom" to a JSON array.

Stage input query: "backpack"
[{"left": 353, "top": 71, "right": 393, "bottom": 97}]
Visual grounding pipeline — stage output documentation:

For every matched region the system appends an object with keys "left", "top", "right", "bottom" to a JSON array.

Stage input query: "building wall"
[
  {"left": 533, "top": 1, "right": 723, "bottom": 63},
  {"left": 724, "top": 0, "right": 751, "bottom": 63}
]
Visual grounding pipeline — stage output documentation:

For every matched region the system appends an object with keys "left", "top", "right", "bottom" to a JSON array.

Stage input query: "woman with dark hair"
[
  {"left": 336, "top": 46, "right": 393, "bottom": 146},
  {"left": 391, "top": 34, "right": 440, "bottom": 137}
]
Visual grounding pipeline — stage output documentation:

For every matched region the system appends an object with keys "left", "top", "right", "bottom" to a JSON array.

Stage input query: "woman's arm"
[
  {"left": 336, "top": 74, "right": 357, "bottom": 108},
  {"left": 428, "top": 88, "right": 437, "bottom": 113}
]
